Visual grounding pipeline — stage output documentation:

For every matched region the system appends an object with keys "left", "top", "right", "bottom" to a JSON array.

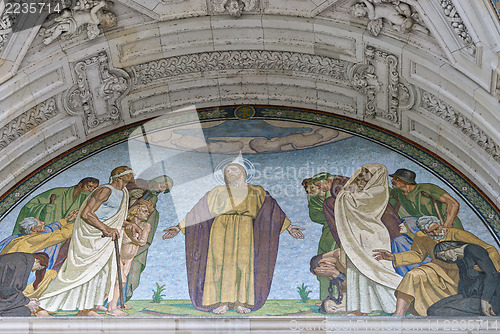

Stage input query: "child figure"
[
  {"left": 107, "top": 204, "right": 151, "bottom": 316},
  {"left": 43, "top": 0, "right": 116, "bottom": 45}
]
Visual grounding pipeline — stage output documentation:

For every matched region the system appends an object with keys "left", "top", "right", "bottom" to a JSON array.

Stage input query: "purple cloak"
[{"left": 184, "top": 190, "right": 286, "bottom": 312}]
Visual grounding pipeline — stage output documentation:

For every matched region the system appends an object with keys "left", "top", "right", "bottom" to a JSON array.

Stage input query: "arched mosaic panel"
[{"left": 0, "top": 106, "right": 499, "bottom": 319}]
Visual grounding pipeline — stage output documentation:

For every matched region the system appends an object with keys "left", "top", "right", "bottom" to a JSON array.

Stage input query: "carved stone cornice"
[
  {"left": 439, "top": 0, "right": 476, "bottom": 56},
  {"left": 0, "top": 98, "right": 59, "bottom": 150},
  {"left": 63, "top": 52, "right": 130, "bottom": 134},
  {"left": 419, "top": 90, "right": 500, "bottom": 162}
]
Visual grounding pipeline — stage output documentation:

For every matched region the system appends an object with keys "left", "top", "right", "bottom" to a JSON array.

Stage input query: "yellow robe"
[
  {"left": 0, "top": 219, "right": 73, "bottom": 298},
  {"left": 393, "top": 228, "right": 500, "bottom": 316},
  {"left": 1, "top": 219, "right": 72, "bottom": 255},
  {"left": 180, "top": 185, "right": 290, "bottom": 307}
]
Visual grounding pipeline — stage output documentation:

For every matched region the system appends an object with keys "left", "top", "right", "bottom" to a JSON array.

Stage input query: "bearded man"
[
  {"left": 163, "top": 162, "right": 304, "bottom": 314},
  {"left": 373, "top": 216, "right": 500, "bottom": 316}
]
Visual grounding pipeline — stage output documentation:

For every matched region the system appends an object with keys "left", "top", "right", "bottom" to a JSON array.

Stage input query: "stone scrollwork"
[
  {"left": 212, "top": 0, "right": 259, "bottom": 17},
  {"left": 0, "top": 98, "right": 59, "bottom": 150},
  {"left": 64, "top": 52, "right": 130, "bottom": 133},
  {"left": 0, "top": 1, "right": 16, "bottom": 54},
  {"left": 42, "top": 0, "right": 117, "bottom": 45},
  {"left": 348, "top": 63, "right": 380, "bottom": 117},
  {"left": 439, "top": 0, "right": 475, "bottom": 56},
  {"left": 350, "top": 0, "right": 429, "bottom": 36},
  {"left": 420, "top": 90, "right": 500, "bottom": 162}
]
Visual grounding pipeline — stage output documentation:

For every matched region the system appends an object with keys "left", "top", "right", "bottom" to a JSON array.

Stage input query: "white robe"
[
  {"left": 335, "top": 163, "right": 402, "bottom": 314},
  {"left": 39, "top": 185, "right": 128, "bottom": 311}
]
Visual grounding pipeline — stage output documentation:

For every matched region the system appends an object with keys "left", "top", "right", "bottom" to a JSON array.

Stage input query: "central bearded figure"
[{"left": 163, "top": 161, "right": 305, "bottom": 314}]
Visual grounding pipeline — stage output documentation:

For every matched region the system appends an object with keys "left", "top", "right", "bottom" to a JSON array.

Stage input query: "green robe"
[
  {"left": 13, "top": 186, "right": 90, "bottom": 235},
  {"left": 389, "top": 183, "right": 463, "bottom": 229},
  {"left": 308, "top": 193, "right": 338, "bottom": 299}
]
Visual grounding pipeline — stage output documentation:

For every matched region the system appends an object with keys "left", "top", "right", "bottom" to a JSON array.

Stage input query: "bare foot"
[
  {"left": 76, "top": 309, "right": 103, "bottom": 317},
  {"left": 106, "top": 308, "right": 129, "bottom": 316},
  {"left": 122, "top": 304, "right": 133, "bottom": 310},
  {"left": 93, "top": 305, "right": 107, "bottom": 312},
  {"left": 235, "top": 306, "right": 251, "bottom": 314},
  {"left": 35, "top": 309, "right": 52, "bottom": 317},
  {"left": 212, "top": 305, "right": 229, "bottom": 314},
  {"left": 348, "top": 310, "right": 367, "bottom": 316}
]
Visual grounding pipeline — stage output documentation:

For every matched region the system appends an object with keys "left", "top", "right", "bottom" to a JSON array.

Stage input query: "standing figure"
[
  {"left": 428, "top": 241, "right": 500, "bottom": 316},
  {"left": 107, "top": 204, "right": 151, "bottom": 315},
  {"left": 163, "top": 162, "right": 304, "bottom": 314},
  {"left": 0, "top": 252, "right": 48, "bottom": 317},
  {"left": 38, "top": 166, "right": 134, "bottom": 317},
  {"left": 13, "top": 178, "right": 99, "bottom": 235},
  {"left": 303, "top": 173, "right": 338, "bottom": 300},
  {"left": 335, "top": 163, "right": 402, "bottom": 315},
  {"left": 124, "top": 175, "right": 173, "bottom": 301}
]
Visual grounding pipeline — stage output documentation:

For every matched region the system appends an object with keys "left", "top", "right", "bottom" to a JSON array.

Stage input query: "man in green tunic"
[
  {"left": 304, "top": 172, "right": 338, "bottom": 300},
  {"left": 388, "top": 169, "right": 463, "bottom": 229},
  {"left": 13, "top": 178, "right": 99, "bottom": 235}
]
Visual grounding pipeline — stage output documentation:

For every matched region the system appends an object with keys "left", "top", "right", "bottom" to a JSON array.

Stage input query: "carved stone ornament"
[
  {"left": 420, "top": 90, "right": 500, "bottom": 162},
  {"left": 0, "top": 2, "right": 16, "bottom": 54},
  {"left": 350, "top": 0, "right": 429, "bottom": 36},
  {"left": 212, "top": 0, "right": 259, "bottom": 17},
  {"left": 63, "top": 52, "right": 130, "bottom": 133},
  {"left": 0, "top": 98, "right": 59, "bottom": 150},
  {"left": 130, "top": 50, "right": 349, "bottom": 87},
  {"left": 439, "top": 0, "right": 475, "bottom": 56},
  {"left": 348, "top": 63, "right": 381, "bottom": 117},
  {"left": 42, "top": 0, "right": 117, "bottom": 45}
]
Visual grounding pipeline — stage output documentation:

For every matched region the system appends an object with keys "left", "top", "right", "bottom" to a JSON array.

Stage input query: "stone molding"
[
  {"left": 0, "top": 97, "right": 59, "bottom": 150},
  {"left": 419, "top": 90, "right": 500, "bottom": 162}
]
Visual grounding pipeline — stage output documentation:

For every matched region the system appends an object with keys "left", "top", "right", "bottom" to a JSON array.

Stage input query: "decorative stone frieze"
[
  {"left": 129, "top": 50, "right": 349, "bottom": 87},
  {"left": 420, "top": 90, "right": 500, "bottom": 162},
  {"left": 64, "top": 52, "right": 130, "bottom": 134},
  {"left": 439, "top": 0, "right": 476, "bottom": 55},
  {"left": 0, "top": 97, "right": 59, "bottom": 150}
]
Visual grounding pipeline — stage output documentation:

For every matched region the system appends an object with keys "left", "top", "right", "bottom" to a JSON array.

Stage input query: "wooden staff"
[
  {"left": 421, "top": 191, "right": 444, "bottom": 224},
  {"left": 114, "top": 238, "right": 125, "bottom": 309}
]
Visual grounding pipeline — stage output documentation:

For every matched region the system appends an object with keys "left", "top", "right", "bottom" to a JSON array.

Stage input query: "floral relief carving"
[
  {"left": 64, "top": 52, "right": 130, "bottom": 133},
  {"left": 212, "top": 0, "right": 259, "bottom": 17},
  {"left": 420, "top": 90, "right": 500, "bottom": 162},
  {"left": 0, "top": 98, "right": 59, "bottom": 150}
]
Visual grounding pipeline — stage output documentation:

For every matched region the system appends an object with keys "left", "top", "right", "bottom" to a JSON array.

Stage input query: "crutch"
[
  {"left": 114, "top": 238, "right": 125, "bottom": 309},
  {"left": 421, "top": 191, "right": 444, "bottom": 225}
]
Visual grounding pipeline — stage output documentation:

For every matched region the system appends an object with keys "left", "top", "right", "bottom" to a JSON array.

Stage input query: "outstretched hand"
[
  {"left": 163, "top": 226, "right": 180, "bottom": 239},
  {"left": 372, "top": 249, "right": 395, "bottom": 261},
  {"left": 287, "top": 225, "right": 305, "bottom": 239},
  {"left": 65, "top": 209, "right": 79, "bottom": 222},
  {"left": 481, "top": 299, "right": 496, "bottom": 316}
]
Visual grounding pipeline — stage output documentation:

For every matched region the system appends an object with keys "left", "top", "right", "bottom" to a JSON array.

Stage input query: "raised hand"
[
  {"left": 372, "top": 249, "right": 395, "bottom": 261},
  {"left": 65, "top": 209, "right": 79, "bottom": 222}
]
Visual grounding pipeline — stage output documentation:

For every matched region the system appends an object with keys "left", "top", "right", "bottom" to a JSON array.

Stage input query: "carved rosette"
[
  {"left": 64, "top": 52, "right": 130, "bottom": 134},
  {"left": 420, "top": 90, "right": 500, "bottom": 162},
  {"left": 0, "top": 98, "right": 59, "bottom": 150},
  {"left": 439, "top": 0, "right": 476, "bottom": 56}
]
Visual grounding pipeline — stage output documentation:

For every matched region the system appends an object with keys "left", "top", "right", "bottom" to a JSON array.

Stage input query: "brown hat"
[{"left": 389, "top": 168, "right": 416, "bottom": 184}]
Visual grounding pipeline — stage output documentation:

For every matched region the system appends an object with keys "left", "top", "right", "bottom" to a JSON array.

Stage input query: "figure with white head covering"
[{"left": 334, "top": 163, "right": 403, "bottom": 315}]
